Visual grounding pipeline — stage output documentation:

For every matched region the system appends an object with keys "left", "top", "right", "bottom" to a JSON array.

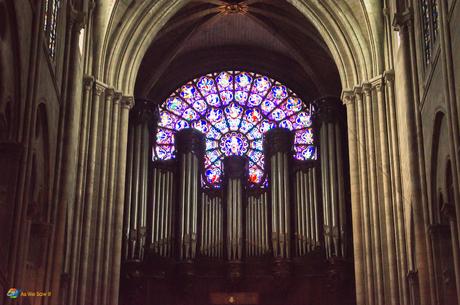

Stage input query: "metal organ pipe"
[{"left": 265, "top": 128, "right": 294, "bottom": 260}]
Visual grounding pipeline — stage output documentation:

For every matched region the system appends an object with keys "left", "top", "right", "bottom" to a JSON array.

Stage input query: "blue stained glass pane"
[
  {"left": 165, "top": 96, "right": 186, "bottom": 115},
  {"left": 206, "top": 139, "right": 219, "bottom": 150},
  {"left": 234, "top": 91, "right": 249, "bottom": 105},
  {"left": 175, "top": 120, "right": 190, "bottom": 130},
  {"left": 205, "top": 166, "right": 222, "bottom": 184},
  {"left": 216, "top": 72, "right": 233, "bottom": 90},
  {"left": 294, "top": 145, "right": 316, "bottom": 160},
  {"left": 245, "top": 108, "right": 263, "bottom": 125},
  {"left": 250, "top": 139, "right": 263, "bottom": 150},
  {"left": 207, "top": 127, "right": 222, "bottom": 140},
  {"left": 207, "top": 149, "right": 221, "bottom": 163},
  {"left": 220, "top": 91, "right": 234, "bottom": 106},
  {"left": 258, "top": 120, "right": 276, "bottom": 134},
  {"left": 248, "top": 166, "right": 264, "bottom": 184},
  {"left": 183, "top": 108, "right": 199, "bottom": 121},
  {"left": 247, "top": 94, "right": 263, "bottom": 107},
  {"left": 219, "top": 132, "right": 249, "bottom": 156},
  {"left": 261, "top": 100, "right": 276, "bottom": 114},
  {"left": 286, "top": 97, "right": 303, "bottom": 112},
  {"left": 269, "top": 108, "right": 286, "bottom": 121},
  {"left": 180, "top": 84, "right": 197, "bottom": 101},
  {"left": 225, "top": 103, "right": 244, "bottom": 119},
  {"left": 192, "top": 119, "right": 210, "bottom": 133},
  {"left": 214, "top": 120, "right": 229, "bottom": 134},
  {"left": 279, "top": 119, "right": 294, "bottom": 130},
  {"left": 206, "top": 94, "right": 221, "bottom": 107},
  {"left": 159, "top": 111, "right": 180, "bottom": 129},
  {"left": 155, "top": 145, "right": 174, "bottom": 160},
  {"left": 291, "top": 111, "right": 312, "bottom": 129},
  {"left": 295, "top": 129, "right": 314, "bottom": 145},
  {"left": 239, "top": 119, "right": 254, "bottom": 134},
  {"left": 206, "top": 108, "right": 224, "bottom": 123},
  {"left": 196, "top": 76, "right": 216, "bottom": 96},
  {"left": 271, "top": 85, "right": 288, "bottom": 100},
  {"left": 247, "top": 149, "right": 263, "bottom": 162},
  {"left": 192, "top": 99, "right": 207, "bottom": 113},
  {"left": 156, "top": 128, "right": 174, "bottom": 145},
  {"left": 247, "top": 126, "right": 262, "bottom": 140},
  {"left": 235, "top": 72, "right": 252, "bottom": 90},
  {"left": 252, "top": 76, "right": 271, "bottom": 96}
]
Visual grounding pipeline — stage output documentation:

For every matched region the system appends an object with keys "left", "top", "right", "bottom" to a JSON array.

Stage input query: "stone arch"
[{"left": 101, "top": 0, "right": 380, "bottom": 95}]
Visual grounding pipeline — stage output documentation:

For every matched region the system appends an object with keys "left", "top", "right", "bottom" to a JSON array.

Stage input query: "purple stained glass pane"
[
  {"left": 291, "top": 111, "right": 312, "bottom": 129},
  {"left": 225, "top": 103, "right": 243, "bottom": 120},
  {"left": 205, "top": 166, "right": 222, "bottom": 185},
  {"left": 234, "top": 91, "right": 249, "bottom": 105},
  {"left": 258, "top": 120, "right": 276, "bottom": 134},
  {"left": 239, "top": 119, "right": 254, "bottom": 134},
  {"left": 192, "top": 119, "right": 210, "bottom": 133},
  {"left": 252, "top": 76, "right": 271, "bottom": 95},
  {"left": 261, "top": 99, "right": 276, "bottom": 114},
  {"left": 175, "top": 120, "right": 190, "bottom": 131},
  {"left": 206, "top": 139, "right": 219, "bottom": 150},
  {"left": 269, "top": 108, "right": 286, "bottom": 121},
  {"left": 155, "top": 145, "right": 174, "bottom": 160},
  {"left": 279, "top": 119, "right": 294, "bottom": 130},
  {"left": 183, "top": 108, "right": 199, "bottom": 121},
  {"left": 250, "top": 139, "right": 263, "bottom": 150},
  {"left": 270, "top": 85, "right": 288, "bottom": 100},
  {"left": 235, "top": 72, "right": 253, "bottom": 90},
  {"left": 220, "top": 91, "right": 234, "bottom": 106},
  {"left": 156, "top": 128, "right": 174, "bottom": 145},
  {"left": 247, "top": 126, "right": 262, "bottom": 140},
  {"left": 295, "top": 129, "right": 314, "bottom": 145},
  {"left": 248, "top": 166, "right": 264, "bottom": 184},
  {"left": 247, "top": 94, "right": 263, "bottom": 107},
  {"left": 206, "top": 94, "right": 221, "bottom": 107},
  {"left": 158, "top": 111, "right": 179, "bottom": 129},
  {"left": 216, "top": 72, "right": 233, "bottom": 90},
  {"left": 294, "top": 145, "right": 316, "bottom": 160},
  {"left": 207, "top": 127, "right": 222, "bottom": 140},
  {"left": 165, "top": 96, "right": 186, "bottom": 115},
  {"left": 180, "top": 84, "right": 197, "bottom": 101},
  {"left": 192, "top": 99, "right": 207, "bottom": 113},
  {"left": 206, "top": 108, "right": 224, "bottom": 123},
  {"left": 196, "top": 76, "right": 216, "bottom": 96},
  {"left": 286, "top": 97, "right": 303, "bottom": 112},
  {"left": 214, "top": 119, "right": 229, "bottom": 134},
  {"left": 245, "top": 108, "right": 263, "bottom": 125},
  {"left": 219, "top": 132, "right": 249, "bottom": 156},
  {"left": 247, "top": 149, "right": 263, "bottom": 162}
]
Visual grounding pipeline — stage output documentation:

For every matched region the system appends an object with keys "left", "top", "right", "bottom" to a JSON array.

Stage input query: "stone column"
[
  {"left": 110, "top": 96, "right": 135, "bottom": 305},
  {"left": 318, "top": 98, "right": 347, "bottom": 259},
  {"left": 265, "top": 128, "right": 294, "bottom": 260},
  {"left": 224, "top": 156, "right": 247, "bottom": 279},
  {"left": 342, "top": 91, "right": 365, "bottom": 305},
  {"left": 78, "top": 80, "right": 105, "bottom": 303},
  {"left": 355, "top": 87, "right": 375, "bottom": 305},
  {"left": 363, "top": 83, "right": 385, "bottom": 305},
  {"left": 175, "top": 129, "right": 205, "bottom": 261},
  {"left": 92, "top": 87, "right": 114, "bottom": 305},
  {"left": 441, "top": 202, "right": 460, "bottom": 304},
  {"left": 101, "top": 92, "right": 121, "bottom": 305},
  {"left": 375, "top": 77, "right": 400, "bottom": 305},
  {"left": 123, "top": 100, "right": 157, "bottom": 263}
]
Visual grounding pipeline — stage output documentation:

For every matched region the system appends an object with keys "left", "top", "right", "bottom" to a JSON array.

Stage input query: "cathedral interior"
[{"left": 1, "top": 0, "right": 460, "bottom": 305}]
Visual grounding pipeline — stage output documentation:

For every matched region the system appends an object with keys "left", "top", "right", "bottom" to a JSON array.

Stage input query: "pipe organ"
[{"left": 121, "top": 99, "right": 353, "bottom": 305}]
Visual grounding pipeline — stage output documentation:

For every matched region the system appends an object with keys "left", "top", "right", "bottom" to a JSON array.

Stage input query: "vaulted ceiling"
[{"left": 134, "top": 0, "right": 341, "bottom": 104}]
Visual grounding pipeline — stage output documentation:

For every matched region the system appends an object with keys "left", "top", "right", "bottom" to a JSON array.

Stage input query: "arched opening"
[{"left": 119, "top": 2, "right": 354, "bottom": 304}]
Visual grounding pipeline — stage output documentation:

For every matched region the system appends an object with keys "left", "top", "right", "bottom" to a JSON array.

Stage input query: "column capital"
[
  {"left": 354, "top": 86, "right": 363, "bottom": 102},
  {"left": 362, "top": 83, "right": 372, "bottom": 96},
  {"left": 121, "top": 96, "right": 135, "bottom": 109},
  {"left": 83, "top": 76, "right": 94, "bottom": 91},
  {"left": 94, "top": 81, "right": 106, "bottom": 96},
  {"left": 392, "top": 8, "right": 413, "bottom": 32},
  {"left": 69, "top": 4, "right": 86, "bottom": 32},
  {"left": 113, "top": 92, "right": 123, "bottom": 104},
  {"left": 175, "top": 128, "right": 206, "bottom": 158},
  {"left": 341, "top": 90, "right": 355, "bottom": 106},
  {"left": 105, "top": 88, "right": 115, "bottom": 101},
  {"left": 264, "top": 128, "right": 294, "bottom": 157},
  {"left": 384, "top": 70, "right": 395, "bottom": 86},
  {"left": 441, "top": 202, "right": 456, "bottom": 221},
  {"left": 223, "top": 156, "right": 248, "bottom": 180}
]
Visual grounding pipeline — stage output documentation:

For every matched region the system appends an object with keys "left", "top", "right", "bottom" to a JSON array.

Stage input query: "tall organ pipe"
[
  {"left": 265, "top": 128, "right": 294, "bottom": 260},
  {"left": 224, "top": 156, "right": 247, "bottom": 261},
  {"left": 318, "top": 99, "right": 347, "bottom": 259},
  {"left": 175, "top": 129, "right": 205, "bottom": 261}
]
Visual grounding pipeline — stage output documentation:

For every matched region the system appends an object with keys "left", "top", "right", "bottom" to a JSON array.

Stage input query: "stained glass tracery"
[{"left": 155, "top": 71, "right": 316, "bottom": 188}]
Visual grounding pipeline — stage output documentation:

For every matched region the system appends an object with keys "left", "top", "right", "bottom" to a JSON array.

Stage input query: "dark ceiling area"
[{"left": 134, "top": 0, "right": 342, "bottom": 104}]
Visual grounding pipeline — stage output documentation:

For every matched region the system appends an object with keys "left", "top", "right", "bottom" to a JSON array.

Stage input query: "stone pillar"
[
  {"left": 441, "top": 202, "right": 460, "bottom": 304},
  {"left": 224, "top": 156, "right": 247, "bottom": 279},
  {"left": 342, "top": 91, "right": 365, "bottom": 305},
  {"left": 375, "top": 77, "right": 400, "bottom": 305},
  {"left": 318, "top": 98, "right": 347, "bottom": 259},
  {"left": 175, "top": 129, "right": 205, "bottom": 261},
  {"left": 101, "top": 92, "right": 121, "bottom": 305},
  {"left": 78, "top": 80, "right": 105, "bottom": 303},
  {"left": 123, "top": 99, "right": 158, "bottom": 263},
  {"left": 110, "top": 96, "right": 135, "bottom": 305},
  {"left": 265, "top": 128, "right": 294, "bottom": 260}
]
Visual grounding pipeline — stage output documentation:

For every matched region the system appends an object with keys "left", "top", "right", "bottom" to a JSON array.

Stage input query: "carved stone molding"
[
  {"left": 121, "top": 96, "right": 135, "bottom": 109},
  {"left": 94, "top": 81, "right": 106, "bottom": 96}
]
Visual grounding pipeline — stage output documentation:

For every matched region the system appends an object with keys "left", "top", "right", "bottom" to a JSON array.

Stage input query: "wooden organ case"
[{"left": 121, "top": 100, "right": 355, "bottom": 305}]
